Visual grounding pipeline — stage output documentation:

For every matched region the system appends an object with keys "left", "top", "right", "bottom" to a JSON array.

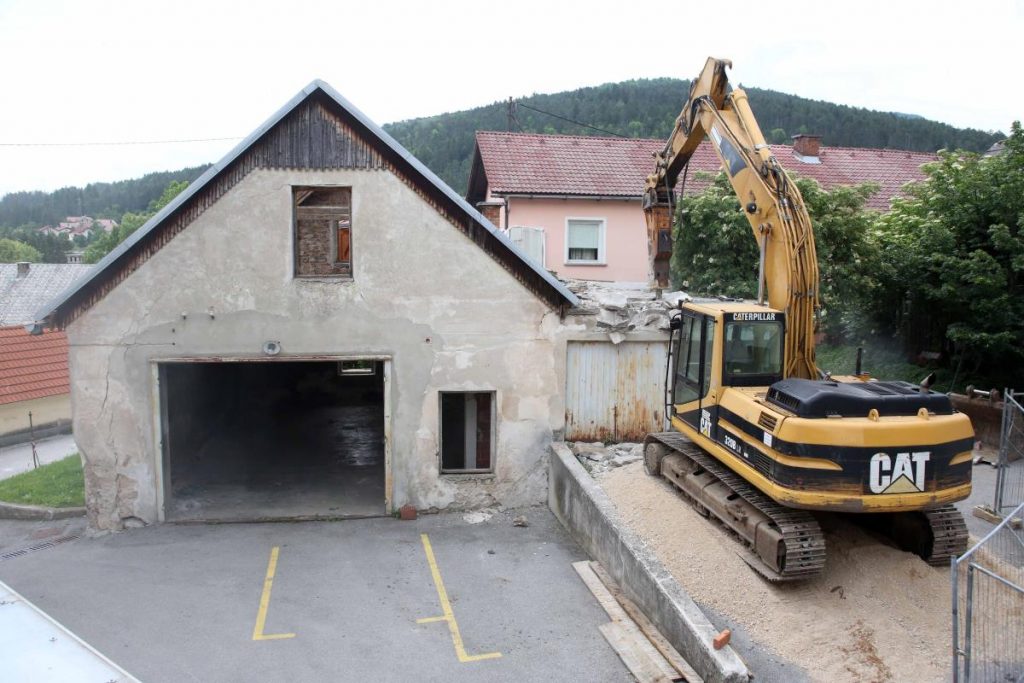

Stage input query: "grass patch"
[{"left": 0, "top": 454, "right": 84, "bottom": 508}]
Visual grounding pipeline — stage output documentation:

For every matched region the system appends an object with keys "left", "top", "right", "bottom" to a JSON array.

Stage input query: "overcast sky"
[{"left": 0, "top": 0, "right": 1020, "bottom": 199}]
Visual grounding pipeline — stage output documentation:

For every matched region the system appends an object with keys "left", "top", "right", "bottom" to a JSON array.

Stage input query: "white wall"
[{"left": 68, "top": 168, "right": 569, "bottom": 530}]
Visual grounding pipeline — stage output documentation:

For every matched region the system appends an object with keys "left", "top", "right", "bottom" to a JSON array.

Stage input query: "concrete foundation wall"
[
  {"left": 0, "top": 394, "right": 71, "bottom": 444},
  {"left": 548, "top": 442, "right": 750, "bottom": 683},
  {"left": 67, "top": 168, "right": 569, "bottom": 530}
]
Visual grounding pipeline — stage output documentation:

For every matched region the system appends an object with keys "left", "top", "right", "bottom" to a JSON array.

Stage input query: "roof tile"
[
  {"left": 0, "top": 326, "right": 69, "bottom": 405},
  {"left": 475, "top": 132, "right": 936, "bottom": 211}
]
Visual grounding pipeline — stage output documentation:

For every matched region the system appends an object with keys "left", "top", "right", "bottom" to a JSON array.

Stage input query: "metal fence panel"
[
  {"left": 565, "top": 341, "right": 667, "bottom": 442},
  {"left": 995, "top": 391, "right": 1024, "bottom": 515},
  {"left": 952, "top": 502, "right": 1024, "bottom": 683}
]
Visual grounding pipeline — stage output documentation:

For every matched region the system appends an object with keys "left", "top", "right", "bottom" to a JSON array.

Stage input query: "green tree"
[
  {"left": 670, "top": 172, "right": 880, "bottom": 337},
  {"left": 0, "top": 238, "right": 42, "bottom": 263},
  {"left": 84, "top": 180, "right": 189, "bottom": 264},
  {"left": 871, "top": 121, "right": 1024, "bottom": 384}
]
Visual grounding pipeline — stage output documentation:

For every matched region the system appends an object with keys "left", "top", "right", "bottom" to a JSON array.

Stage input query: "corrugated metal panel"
[{"left": 566, "top": 341, "right": 667, "bottom": 442}]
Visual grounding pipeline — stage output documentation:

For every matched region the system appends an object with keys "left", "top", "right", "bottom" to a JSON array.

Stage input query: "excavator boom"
[{"left": 643, "top": 57, "right": 819, "bottom": 379}]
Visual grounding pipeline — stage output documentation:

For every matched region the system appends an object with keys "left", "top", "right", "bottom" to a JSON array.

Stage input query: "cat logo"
[
  {"left": 868, "top": 452, "right": 930, "bottom": 494},
  {"left": 699, "top": 409, "right": 712, "bottom": 437}
]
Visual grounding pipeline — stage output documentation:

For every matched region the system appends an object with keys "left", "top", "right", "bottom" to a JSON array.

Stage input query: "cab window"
[
  {"left": 674, "top": 315, "right": 715, "bottom": 404},
  {"left": 724, "top": 321, "right": 783, "bottom": 385}
]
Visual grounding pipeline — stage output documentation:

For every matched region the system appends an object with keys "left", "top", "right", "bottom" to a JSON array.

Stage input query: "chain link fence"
[
  {"left": 952, "top": 502, "right": 1024, "bottom": 682},
  {"left": 994, "top": 391, "right": 1024, "bottom": 515}
]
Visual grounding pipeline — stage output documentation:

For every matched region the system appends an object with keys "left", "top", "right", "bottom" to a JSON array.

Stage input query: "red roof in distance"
[
  {"left": 0, "top": 326, "right": 70, "bottom": 406},
  {"left": 472, "top": 131, "right": 936, "bottom": 211}
]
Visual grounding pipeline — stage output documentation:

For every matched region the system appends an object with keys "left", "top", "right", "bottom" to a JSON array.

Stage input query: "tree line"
[{"left": 671, "top": 122, "right": 1024, "bottom": 391}]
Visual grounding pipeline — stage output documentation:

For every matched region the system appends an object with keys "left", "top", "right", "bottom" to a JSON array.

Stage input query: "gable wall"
[{"left": 67, "top": 166, "right": 568, "bottom": 529}]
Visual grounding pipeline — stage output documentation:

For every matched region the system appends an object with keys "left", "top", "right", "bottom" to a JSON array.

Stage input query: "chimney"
[
  {"left": 16, "top": 262, "right": 30, "bottom": 278},
  {"left": 476, "top": 200, "right": 504, "bottom": 228},
  {"left": 792, "top": 134, "right": 822, "bottom": 160}
]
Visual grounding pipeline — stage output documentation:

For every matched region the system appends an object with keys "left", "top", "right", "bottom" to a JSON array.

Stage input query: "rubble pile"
[
  {"left": 570, "top": 441, "right": 644, "bottom": 474},
  {"left": 565, "top": 280, "right": 690, "bottom": 342}
]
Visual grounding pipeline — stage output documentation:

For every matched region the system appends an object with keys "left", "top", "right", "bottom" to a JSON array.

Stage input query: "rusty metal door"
[{"left": 565, "top": 341, "right": 667, "bottom": 442}]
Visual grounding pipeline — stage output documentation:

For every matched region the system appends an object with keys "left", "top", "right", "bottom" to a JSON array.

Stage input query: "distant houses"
[
  {"left": 468, "top": 132, "right": 937, "bottom": 284},
  {"left": 38, "top": 216, "right": 117, "bottom": 241},
  {"left": 0, "top": 262, "right": 90, "bottom": 445}
]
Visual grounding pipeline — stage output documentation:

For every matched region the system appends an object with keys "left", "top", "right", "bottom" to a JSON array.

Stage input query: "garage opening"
[{"left": 160, "top": 360, "right": 386, "bottom": 522}]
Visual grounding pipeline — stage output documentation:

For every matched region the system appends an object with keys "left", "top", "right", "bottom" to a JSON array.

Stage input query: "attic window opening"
[{"left": 293, "top": 186, "right": 352, "bottom": 279}]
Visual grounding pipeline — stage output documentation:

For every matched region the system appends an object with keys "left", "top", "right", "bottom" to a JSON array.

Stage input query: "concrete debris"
[
  {"left": 566, "top": 279, "right": 691, "bottom": 335},
  {"left": 608, "top": 332, "right": 626, "bottom": 345},
  {"left": 570, "top": 441, "right": 642, "bottom": 474},
  {"left": 571, "top": 442, "right": 607, "bottom": 457},
  {"left": 463, "top": 509, "right": 495, "bottom": 524},
  {"left": 512, "top": 515, "right": 529, "bottom": 527}
]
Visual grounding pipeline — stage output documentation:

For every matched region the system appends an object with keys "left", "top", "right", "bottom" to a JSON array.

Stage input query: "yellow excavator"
[{"left": 641, "top": 58, "right": 973, "bottom": 580}]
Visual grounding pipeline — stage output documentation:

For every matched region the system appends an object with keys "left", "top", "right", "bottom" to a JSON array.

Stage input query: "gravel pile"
[{"left": 598, "top": 461, "right": 953, "bottom": 683}]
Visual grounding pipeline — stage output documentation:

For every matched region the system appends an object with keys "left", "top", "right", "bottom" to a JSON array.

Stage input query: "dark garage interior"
[{"left": 161, "top": 360, "right": 385, "bottom": 521}]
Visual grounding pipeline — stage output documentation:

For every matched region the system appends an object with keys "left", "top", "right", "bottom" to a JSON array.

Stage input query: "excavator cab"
[{"left": 669, "top": 302, "right": 785, "bottom": 426}]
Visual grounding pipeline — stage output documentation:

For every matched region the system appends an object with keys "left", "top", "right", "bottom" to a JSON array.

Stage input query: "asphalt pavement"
[
  {"left": 0, "top": 433, "right": 77, "bottom": 481},
  {"left": 0, "top": 507, "right": 630, "bottom": 682}
]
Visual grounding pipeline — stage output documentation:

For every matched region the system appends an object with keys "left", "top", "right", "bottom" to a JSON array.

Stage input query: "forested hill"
[
  {"left": 0, "top": 165, "right": 208, "bottom": 228},
  {"left": 0, "top": 79, "right": 1003, "bottom": 227},
  {"left": 382, "top": 78, "right": 1004, "bottom": 193}
]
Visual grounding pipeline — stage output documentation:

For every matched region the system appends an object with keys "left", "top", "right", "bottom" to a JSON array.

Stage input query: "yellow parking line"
[
  {"left": 417, "top": 533, "right": 501, "bottom": 663},
  {"left": 252, "top": 546, "right": 296, "bottom": 641}
]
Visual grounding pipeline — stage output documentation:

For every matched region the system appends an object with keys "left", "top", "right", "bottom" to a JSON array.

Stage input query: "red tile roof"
[
  {"left": 473, "top": 131, "right": 937, "bottom": 211},
  {"left": 0, "top": 326, "right": 70, "bottom": 406}
]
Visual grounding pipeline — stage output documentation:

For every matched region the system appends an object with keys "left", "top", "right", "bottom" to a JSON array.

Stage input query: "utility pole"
[{"left": 507, "top": 97, "right": 516, "bottom": 132}]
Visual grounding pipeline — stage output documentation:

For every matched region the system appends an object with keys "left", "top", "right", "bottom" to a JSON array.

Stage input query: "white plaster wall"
[{"left": 67, "top": 168, "right": 569, "bottom": 530}]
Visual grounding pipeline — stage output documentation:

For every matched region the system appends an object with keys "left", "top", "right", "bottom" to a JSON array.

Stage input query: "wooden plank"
[
  {"left": 573, "top": 561, "right": 681, "bottom": 681},
  {"left": 599, "top": 622, "right": 674, "bottom": 683},
  {"left": 590, "top": 562, "right": 704, "bottom": 683}
]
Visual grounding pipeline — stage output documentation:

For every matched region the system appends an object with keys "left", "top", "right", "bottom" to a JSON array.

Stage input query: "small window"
[
  {"left": 439, "top": 391, "right": 495, "bottom": 473},
  {"left": 338, "top": 360, "right": 375, "bottom": 376},
  {"left": 565, "top": 218, "right": 605, "bottom": 264},
  {"left": 294, "top": 186, "right": 352, "bottom": 278}
]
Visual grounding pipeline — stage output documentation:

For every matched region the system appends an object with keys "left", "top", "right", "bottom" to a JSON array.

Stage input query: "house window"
[
  {"left": 565, "top": 218, "right": 605, "bottom": 264},
  {"left": 439, "top": 391, "right": 495, "bottom": 473},
  {"left": 294, "top": 186, "right": 352, "bottom": 278}
]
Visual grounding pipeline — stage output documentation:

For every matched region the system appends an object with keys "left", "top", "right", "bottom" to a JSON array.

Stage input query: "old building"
[{"left": 37, "top": 81, "right": 580, "bottom": 530}]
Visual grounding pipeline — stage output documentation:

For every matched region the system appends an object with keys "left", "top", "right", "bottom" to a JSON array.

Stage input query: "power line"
[
  {"left": 515, "top": 101, "right": 628, "bottom": 138},
  {"left": 0, "top": 136, "right": 243, "bottom": 148}
]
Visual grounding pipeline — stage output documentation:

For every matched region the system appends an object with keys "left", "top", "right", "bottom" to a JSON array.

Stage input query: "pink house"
[{"left": 467, "top": 131, "right": 936, "bottom": 284}]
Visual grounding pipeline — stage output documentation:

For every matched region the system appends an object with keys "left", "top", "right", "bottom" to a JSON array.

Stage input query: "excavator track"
[
  {"left": 878, "top": 504, "right": 969, "bottom": 566},
  {"left": 645, "top": 432, "right": 826, "bottom": 581},
  {"left": 922, "top": 505, "right": 969, "bottom": 565}
]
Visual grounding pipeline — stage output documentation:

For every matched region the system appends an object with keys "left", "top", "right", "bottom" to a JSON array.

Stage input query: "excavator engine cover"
[{"left": 766, "top": 379, "right": 955, "bottom": 418}]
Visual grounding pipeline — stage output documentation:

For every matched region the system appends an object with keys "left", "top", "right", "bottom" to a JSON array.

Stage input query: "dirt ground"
[{"left": 599, "top": 461, "right": 954, "bottom": 683}]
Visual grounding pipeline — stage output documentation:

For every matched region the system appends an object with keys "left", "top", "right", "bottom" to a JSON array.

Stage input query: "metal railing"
[
  {"left": 952, "top": 502, "right": 1024, "bottom": 682},
  {"left": 994, "top": 390, "right": 1024, "bottom": 515}
]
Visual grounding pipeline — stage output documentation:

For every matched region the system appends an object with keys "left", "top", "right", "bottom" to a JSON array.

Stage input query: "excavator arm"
[{"left": 643, "top": 57, "right": 819, "bottom": 380}]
